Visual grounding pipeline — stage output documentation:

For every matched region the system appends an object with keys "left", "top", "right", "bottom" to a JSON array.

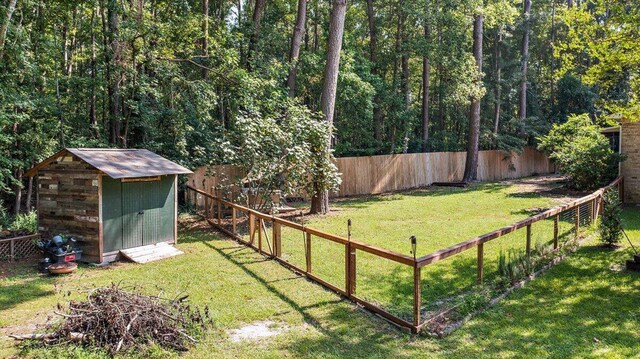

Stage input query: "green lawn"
[
  {"left": 272, "top": 181, "right": 580, "bottom": 318},
  {"left": 1, "top": 186, "right": 638, "bottom": 358}
]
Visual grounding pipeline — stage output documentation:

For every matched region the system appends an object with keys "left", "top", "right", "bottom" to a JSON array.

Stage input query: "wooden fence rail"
[{"left": 186, "top": 176, "right": 622, "bottom": 333}]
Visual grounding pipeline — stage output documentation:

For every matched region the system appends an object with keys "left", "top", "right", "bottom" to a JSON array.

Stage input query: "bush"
[
  {"left": 538, "top": 114, "right": 622, "bottom": 190},
  {"left": 9, "top": 211, "right": 38, "bottom": 233},
  {"left": 600, "top": 189, "right": 623, "bottom": 247},
  {"left": 0, "top": 201, "right": 10, "bottom": 230}
]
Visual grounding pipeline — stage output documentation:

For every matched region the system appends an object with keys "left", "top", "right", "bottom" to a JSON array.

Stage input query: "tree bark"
[
  {"left": 287, "top": 0, "right": 306, "bottom": 97},
  {"left": 366, "top": 0, "right": 383, "bottom": 143},
  {"left": 25, "top": 173, "right": 33, "bottom": 211},
  {"left": 492, "top": 29, "right": 502, "bottom": 148},
  {"left": 202, "top": 0, "right": 209, "bottom": 78},
  {"left": 421, "top": 10, "right": 430, "bottom": 152},
  {"left": 311, "top": 0, "right": 347, "bottom": 215},
  {"left": 247, "top": 0, "right": 266, "bottom": 71},
  {"left": 518, "top": 0, "right": 531, "bottom": 124},
  {"left": 90, "top": 5, "right": 97, "bottom": 136},
  {"left": 550, "top": 0, "right": 556, "bottom": 107},
  {"left": 0, "top": 0, "right": 18, "bottom": 58},
  {"left": 463, "top": 13, "right": 483, "bottom": 183},
  {"left": 107, "top": 0, "right": 122, "bottom": 145},
  {"left": 13, "top": 168, "right": 22, "bottom": 215}
]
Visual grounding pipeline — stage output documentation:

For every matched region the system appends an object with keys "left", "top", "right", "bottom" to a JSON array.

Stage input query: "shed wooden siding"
[{"left": 36, "top": 153, "right": 101, "bottom": 262}]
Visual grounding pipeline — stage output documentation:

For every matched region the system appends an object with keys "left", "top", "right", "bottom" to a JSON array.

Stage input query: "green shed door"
[
  {"left": 102, "top": 176, "right": 123, "bottom": 253},
  {"left": 103, "top": 175, "right": 175, "bottom": 252}
]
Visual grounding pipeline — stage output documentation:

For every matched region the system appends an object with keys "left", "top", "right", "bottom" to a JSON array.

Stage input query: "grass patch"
[
  {"left": 1, "top": 190, "right": 638, "bottom": 358},
  {"left": 276, "top": 182, "right": 581, "bottom": 318}
]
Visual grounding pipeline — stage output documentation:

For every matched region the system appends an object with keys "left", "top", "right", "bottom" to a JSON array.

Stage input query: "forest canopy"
[{"left": 0, "top": 0, "right": 638, "bottom": 214}]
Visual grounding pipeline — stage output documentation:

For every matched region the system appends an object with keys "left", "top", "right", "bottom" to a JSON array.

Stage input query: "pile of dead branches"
[{"left": 12, "top": 284, "right": 212, "bottom": 354}]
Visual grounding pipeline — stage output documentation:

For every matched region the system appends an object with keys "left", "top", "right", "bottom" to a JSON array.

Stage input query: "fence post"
[
  {"left": 217, "top": 190, "right": 222, "bottom": 224},
  {"left": 345, "top": 242, "right": 356, "bottom": 297},
  {"left": 553, "top": 215, "right": 559, "bottom": 250},
  {"left": 248, "top": 212, "right": 255, "bottom": 244},
  {"left": 272, "top": 221, "right": 281, "bottom": 257},
  {"left": 575, "top": 206, "right": 580, "bottom": 238},
  {"left": 258, "top": 219, "right": 263, "bottom": 252},
  {"left": 526, "top": 224, "right": 532, "bottom": 257},
  {"left": 477, "top": 243, "right": 484, "bottom": 285},
  {"left": 413, "top": 266, "right": 421, "bottom": 329},
  {"left": 232, "top": 207, "right": 237, "bottom": 234},
  {"left": 10, "top": 238, "right": 15, "bottom": 262},
  {"left": 305, "top": 232, "right": 312, "bottom": 273}
]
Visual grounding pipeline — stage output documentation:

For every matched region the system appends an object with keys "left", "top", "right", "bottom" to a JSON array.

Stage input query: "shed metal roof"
[{"left": 25, "top": 148, "right": 193, "bottom": 179}]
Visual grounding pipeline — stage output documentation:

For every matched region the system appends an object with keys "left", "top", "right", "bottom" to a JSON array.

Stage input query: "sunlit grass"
[{"left": 1, "top": 199, "right": 638, "bottom": 358}]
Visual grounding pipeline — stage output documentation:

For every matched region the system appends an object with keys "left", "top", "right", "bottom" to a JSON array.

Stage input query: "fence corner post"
[{"left": 413, "top": 265, "right": 422, "bottom": 329}]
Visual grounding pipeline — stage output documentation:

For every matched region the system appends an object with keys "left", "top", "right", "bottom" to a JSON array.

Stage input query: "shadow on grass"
[
  {"left": 198, "top": 239, "right": 411, "bottom": 357},
  {"left": 445, "top": 244, "right": 640, "bottom": 357},
  {"left": 0, "top": 275, "right": 55, "bottom": 311}
]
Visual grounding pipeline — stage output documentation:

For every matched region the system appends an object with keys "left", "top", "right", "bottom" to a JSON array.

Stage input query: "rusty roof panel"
[{"left": 64, "top": 148, "right": 192, "bottom": 179}]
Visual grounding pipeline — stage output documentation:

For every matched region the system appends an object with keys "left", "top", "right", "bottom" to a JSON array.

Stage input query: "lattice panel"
[
  {"left": 0, "top": 237, "right": 41, "bottom": 262},
  {"left": 13, "top": 237, "right": 40, "bottom": 260},
  {"left": 0, "top": 241, "right": 10, "bottom": 261}
]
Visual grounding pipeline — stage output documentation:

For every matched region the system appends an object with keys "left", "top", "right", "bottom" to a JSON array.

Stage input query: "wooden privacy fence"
[
  {"left": 188, "top": 147, "right": 554, "bottom": 199},
  {"left": 186, "top": 176, "right": 622, "bottom": 333}
]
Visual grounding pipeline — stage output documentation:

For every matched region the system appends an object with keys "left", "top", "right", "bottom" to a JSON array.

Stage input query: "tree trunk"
[
  {"left": 492, "top": 29, "right": 502, "bottom": 148},
  {"left": 90, "top": 5, "right": 97, "bottom": 136},
  {"left": 247, "top": 0, "right": 266, "bottom": 71},
  {"left": 107, "top": 0, "right": 122, "bottom": 145},
  {"left": 311, "top": 0, "right": 347, "bottom": 215},
  {"left": 421, "top": 11, "right": 430, "bottom": 152},
  {"left": 463, "top": 14, "right": 483, "bottom": 183},
  {"left": 25, "top": 173, "right": 33, "bottom": 211},
  {"left": 0, "top": 0, "right": 18, "bottom": 58},
  {"left": 202, "top": 0, "right": 209, "bottom": 78},
  {"left": 287, "top": 0, "right": 306, "bottom": 97},
  {"left": 518, "top": 0, "right": 531, "bottom": 124},
  {"left": 366, "top": 0, "right": 383, "bottom": 144},
  {"left": 13, "top": 168, "right": 22, "bottom": 215},
  {"left": 550, "top": 0, "right": 556, "bottom": 107}
]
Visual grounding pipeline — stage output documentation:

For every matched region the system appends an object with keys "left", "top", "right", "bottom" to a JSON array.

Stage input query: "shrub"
[
  {"left": 0, "top": 201, "right": 10, "bottom": 230},
  {"left": 9, "top": 211, "right": 38, "bottom": 234},
  {"left": 538, "top": 114, "right": 622, "bottom": 190},
  {"left": 599, "top": 189, "right": 623, "bottom": 247}
]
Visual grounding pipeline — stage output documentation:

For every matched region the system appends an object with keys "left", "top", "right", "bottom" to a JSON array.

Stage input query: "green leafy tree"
[{"left": 538, "top": 114, "right": 621, "bottom": 190}]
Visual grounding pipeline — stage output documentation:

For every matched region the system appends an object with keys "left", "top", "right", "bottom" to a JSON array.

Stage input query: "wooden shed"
[{"left": 25, "top": 148, "right": 192, "bottom": 263}]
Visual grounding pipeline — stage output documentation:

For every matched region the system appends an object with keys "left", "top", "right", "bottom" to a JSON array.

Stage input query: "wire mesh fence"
[{"left": 185, "top": 176, "right": 622, "bottom": 333}]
